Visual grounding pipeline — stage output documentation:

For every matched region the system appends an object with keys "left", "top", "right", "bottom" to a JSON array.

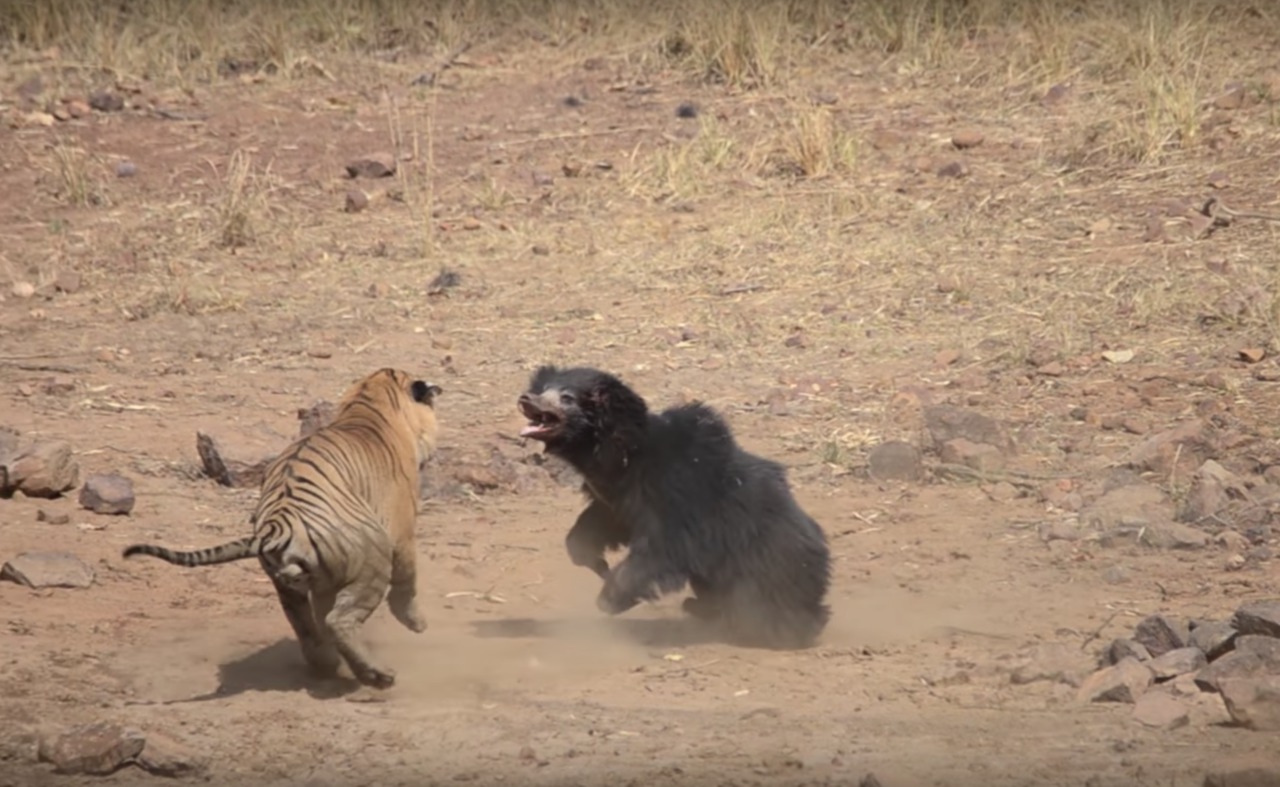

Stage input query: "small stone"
[
  {"left": 1077, "top": 657, "right": 1154, "bottom": 704},
  {"left": 115, "top": 160, "right": 137, "bottom": 178},
  {"left": 1038, "top": 519, "right": 1083, "bottom": 543},
  {"left": 984, "top": 481, "right": 1018, "bottom": 502},
  {"left": 1233, "top": 599, "right": 1280, "bottom": 638},
  {"left": 951, "top": 129, "right": 985, "bottom": 149},
  {"left": 934, "top": 348, "right": 961, "bottom": 367},
  {"left": 462, "top": 217, "right": 482, "bottom": 231},
  {"left": 1240, "top": 347, "right": 1267, "bottom": 364},
  {"left": 939, "top": 438, "right": 1005, "bottom": 473},
  {"left": 134, "top": 731, "right": 206, "bottom": 777},
  {"left": 66, "top": 99, "right": 91, "bottom": 118},
  {"left": 0, "top": 551, "right": 94, "bottom": 589},
  {"left": 6, "top": 440, "right": 80, "bottom": 497},
  {"left": 1038, "top": 361, "right": 1066, "bottom": 376},
  {"left": 936, "top": 160, "right": 968, "bottom": 178},
  {"left": 1148, "top": 647, "right": 1208, "bottom": 681},
  {"left": 1218, "top": 676, "right": 1280, "bottom": 731},
  {"left": 1133, "top": 614, "right": 1189, "bottom": 658},
  {"left": 1189, "top": 621, "right": 1238, "bottom": 661},
  {"left": 11, "top": 281, "right": 36, "bottom": 298},
  {"left": 1107, "top": 638, "right": 1151, "bottom": 665},
  {"left": 1203, "top": 768, "right": 1280, "bottom": 787},
  {"left": 35, "top": 508, "right": 70, "bottom": 525},
  {"left": 531, "top": 244, "right": 550, "bottom": 256},
  {"left": 1132, "top": 691, "right": 1190, "bottom": 729},
  {"left": 1141, "top": 521, "right": 1210, "bottom": 550},
  {"left": 1213, "top": 85, "right": 1247, "bottom": 111},
  {"left": 54, "top": 270, "right": 82, "bottom": 293},
  {"left": 1208, "top": 171, "right": 1231, "bottom": 189},
  {"left": 1101, "top": 566, "right": 1131, "bottom": 585},
  {"left": 676, "top": 102, "right": 698, "bottom": 119},
  {"left": 345, "top": 152, "right": 397, "bottom": 179},
  {"left": 78, "top": 473, "right": 135, "bottom": 515},
  {"left": 88, "top": 90, "right": 125, "bottom": 112},
  {"left": 866, "top": 441, "right": 924, "bottom": 483},
  {"left": 344, "top": 189, "right": 369, "bottom": 213},
  {"left": 924, "top": 405, "right": 1015, "bottom": 454}
]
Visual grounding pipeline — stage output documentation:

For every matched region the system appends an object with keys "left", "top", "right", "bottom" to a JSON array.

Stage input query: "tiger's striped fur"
[{"left": 122, "top": 368, "right": 442, "bottom": 689}]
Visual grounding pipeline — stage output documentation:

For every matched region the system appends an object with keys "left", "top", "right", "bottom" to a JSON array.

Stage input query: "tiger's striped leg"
[
  {"left": 388, "top": 543, "right": 428, "bottom": 634},
  {"left": 271, "top": 579, "right": 340, "bottom": 678},
  {"left": 325, "top": 580, "right": 397, "bottom": 689}
]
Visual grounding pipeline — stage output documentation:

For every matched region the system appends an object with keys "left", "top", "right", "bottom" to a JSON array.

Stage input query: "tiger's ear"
[{"left": 410, "top": 380, "right": 442, "bottom": 405}]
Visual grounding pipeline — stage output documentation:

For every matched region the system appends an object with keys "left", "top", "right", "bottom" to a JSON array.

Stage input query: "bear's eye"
[{"left": 560, "top": 392, "right": 576, "bottom": 406}]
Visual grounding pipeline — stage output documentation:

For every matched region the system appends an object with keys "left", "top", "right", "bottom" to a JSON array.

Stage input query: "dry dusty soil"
[{"left": 2, "top": 25, "right": 1280, "bottom": 787}]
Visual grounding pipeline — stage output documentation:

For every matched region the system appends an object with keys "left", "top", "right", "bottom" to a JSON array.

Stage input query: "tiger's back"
[{"left": 122, "top": 367, "right": 444, "bottom": 689}]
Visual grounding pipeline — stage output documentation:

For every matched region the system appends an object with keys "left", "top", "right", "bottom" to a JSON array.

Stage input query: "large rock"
[
  {"left": 1077, "top": 657, "right": 1153, "bottom": 703},
  {"left": 1219, "top": 676, "right": 1280, "bottom": 731},
  {"left": 78, "top": 473, "right": 135, "bottom": 515},
  {"left": 1194, "top": 636, "right": 1280, "bottom": 693},
  {"left": 924, "top": 405, "right": 1016, "bottom": 455},
  {"left": 38, "top": 722, "right": 145, "bottom": 775},
  {"left": 1080, "top": 483, "right": 1175, "bottom": 536},
  {"left": 0, "top": 551, "right": 94, "bottom": 589},
  {"left": 866, "top": 441, "right": 924, "bottom": 483},
  {"left": 1009, "top": 642, "right": 1093, "bottom": 687},
  {"left": 1233, "top": 600, "right": 1280, "bottom": 638},
  {"left": 4, "top": 440, "right": 79, "bottom": 498},
  {"left": 1132, "top": 691, "right": 1190, "bottom": 729},
  {"left": 1189, "top": 620, "right": 1239, "bottom": 661},
  {"left": 1133, "top": 614, "right": 1190, "bottom": 658},
  {"left": 1123, "top": 419, "right": 1217, "bottom": 477},
  {"left": 1184, "top": 460, "right": 1252, "bottom": 522},
  {"left": 1149, "top": 647, "right": 1208, "bottom": 681}
]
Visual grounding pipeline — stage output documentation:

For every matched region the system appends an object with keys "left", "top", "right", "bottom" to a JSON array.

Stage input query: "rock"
[
  {"left": 1, "top": 551, "right": 95, "bottom": 589},
  {"left": 1123, "top": 420, "right": 1217, "bottom": 477},
  {"left": 1010, "top": 642, "right": 1093, "bottom": 687},
  {"left": 1080, "top": 483, "right": 1176, "bottom": 542},
  {"left": 939, "top": 438, "right": 1005, "bottom": 473},
  {"left": 66, "top": 99, "right": 91, "bottom": 118},
  {"left": 950, "top": 129, "right": 985, "bottom": 149},
  {"left": 1101, "top": 565, "right": 1131, "bottom": 585},
  {"left": 1194, "top": 636, "right": 1280, "bottom": 693},
  {"left": 35, "top": 508, "right": 70, "bottom": 525},
  {"left": 11, "top": 281, "right": 36, "bottom": 298},
  {"left": 1107, "top": 638, "right": 1151, "bottom": 665},
  {"left": 935, "top": 160, "right": 968, "bottom": 178},
  {"left": 1077, "top": 657, "right": 1153, "bottom": 703},
  {"left": 54, "top": 270, "right": 82, "bottom": 293},
  {"left": 867, "top": 441, "right": 923, "bottom": 483},
  {"left": 1132, "top": 691, "right": 1190, "bottom": 729},
  {"left": 78, "top": 473, "right": 135, "bottom": 515},
  {"left": 87, "top": 90, "right": 125, "bottom": 112},
  {"left": 4, "top": 440, "right": 79, "bottom": 498},
  {"left": 1149, "top": 647, "right": 1208, "bottom": 680},
  {"left": 1184, "top": 460, "right": 1252, "bottom": 523},
  {"left": 1039, "top": 519, "right": 1084, "bottom": 542},
  {"left": 1203, "top": 768, "right": 1280, "bottom": 787},
  {"left": 38, "top": 722, "right": 144, "bottom": 775},
  {"left": 344, "top": 189, "right": 370, "bottom": 213},
  {"left": 1233, "top": 600, "right": 1280, "bottom": 638},
  {"left": 924, "top": 405, "right": 1015, "bottom": 455},
  {"left": 345, "top": 152, "right": 396, "bottom": 179},
  {"left": 1133, "top": 614, "right": 1189, "bottom": 658},
  {"left": 1189, "top": 621, "right": 1238, "bottom": 661},
  {"left": 133, "top": 731, "right": 205, "bottom": 777},
  {"left": 1219, "top": 676, "right": 1280, "bottom": 730},
  {"left": 115, "top": 160, "right": 137, "bottom": 178},
  {"left": 1141, "top": 521, "right": 1210, "bottom": 550}
]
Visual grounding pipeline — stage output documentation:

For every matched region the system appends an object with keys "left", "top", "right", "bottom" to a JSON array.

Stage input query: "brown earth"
[{"left": 3, "top": 13, "right": 1280, "bottom": 787}]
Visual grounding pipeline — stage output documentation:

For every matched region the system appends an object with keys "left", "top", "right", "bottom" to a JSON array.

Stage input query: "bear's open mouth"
[{"left": 518, "top": 396, "right": 563, "bottom": 439}]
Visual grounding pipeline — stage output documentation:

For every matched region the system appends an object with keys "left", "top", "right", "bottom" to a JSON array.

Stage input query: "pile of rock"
[{"left": 1079, "top": 600, "right": 1280, "bottom": 731}]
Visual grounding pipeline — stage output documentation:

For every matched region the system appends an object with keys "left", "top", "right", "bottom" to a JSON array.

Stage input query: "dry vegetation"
[{"left": 3, "top": 1, "right": 1280, "bottom": 784}]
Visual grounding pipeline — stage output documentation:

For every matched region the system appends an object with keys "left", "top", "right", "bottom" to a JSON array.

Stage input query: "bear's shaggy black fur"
[{"left": 517, "top": 365, "right": 832, "bottom": 650}]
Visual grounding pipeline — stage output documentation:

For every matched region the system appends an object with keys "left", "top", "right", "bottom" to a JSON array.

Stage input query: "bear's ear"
[
  {"left": 586, "top": 374, "right": 648, "bottom": 433},
  {"left": 529, "top": 365, "right": 559, "bottom": 392}
]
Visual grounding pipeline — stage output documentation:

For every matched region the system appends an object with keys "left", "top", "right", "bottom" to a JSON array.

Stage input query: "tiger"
[{"left": 122, "top": 367, "right": 443, "bottom": 690}]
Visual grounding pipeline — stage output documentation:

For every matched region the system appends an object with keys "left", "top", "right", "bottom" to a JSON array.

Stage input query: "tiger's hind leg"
[
  {"left": 323, "top": 578, "right": 398, "bottom": 689},
  {"left": 270, "top": 576, "right": 340, "bottom": 679},
  {"left": 387, "top": 540, "right": 428, "bottom": 634}
]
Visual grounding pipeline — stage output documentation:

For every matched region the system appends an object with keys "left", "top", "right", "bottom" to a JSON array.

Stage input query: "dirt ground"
[{"left": 3, "top": 9, "right": 1280, "bottom": 786}]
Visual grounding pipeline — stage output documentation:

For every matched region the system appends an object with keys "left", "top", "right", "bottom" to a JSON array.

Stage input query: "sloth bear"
[{"left": 517, "top": 365, "right": 832, "bottom": 650}]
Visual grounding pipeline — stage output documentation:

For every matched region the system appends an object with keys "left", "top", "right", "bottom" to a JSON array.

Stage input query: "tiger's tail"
[{"left": 122, "top": 536, "right": 258, "bottom": 568}]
